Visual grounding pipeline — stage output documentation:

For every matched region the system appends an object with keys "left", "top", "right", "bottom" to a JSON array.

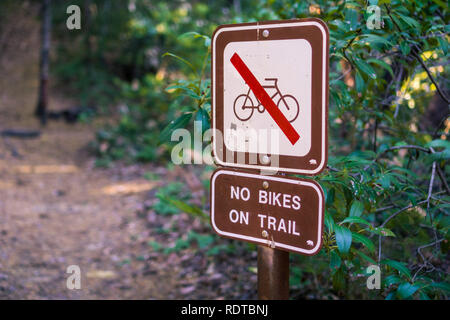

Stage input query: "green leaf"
[
  {"left": 382, "top": 259, "right": 411, "bottom": 279},
  {"left": 324, "top": 210, "right": 335, "bottom": 233},
  {"left": 342, "top": 216, "right": 372, "bottom": 226},
  {"left": 419, "top": 291, "right": 430, "bottom": 300},
  {"left": 369, "top": 226, "right": 396, "bottom": 237},
  {"left": 326, "top": 188, "right": 335, "bottom": 206},
  {"left": 400, "top": 41, "right": 411, "bottom": 55},
  {"left": 163, "top": 52, "right": 197, "bottom": 75},
  {"left": 352, "top": 232, "right": 375, "bottom": 253},
  {"left": 332, "top": 267, "right": 346, "bottom": 291},
  {"left": 355, "top": 69, "right": 365, "bottom": 93},
  {"left": 166, "top": 84, "right": 201, "bottom": 99},
  {"left": 335, "top": 225, "right": 352, "bottom": 254},
  {"left": 367, "top": 58, "right": 394, "bottom": 78},
  {"left": 148, "top": 241, "right": 163, "bottom": 251},
  {"left": 378, "top": 174, "right": 391, "bottom": 189},
  {"left": 159, "top": 113, "right": 192, "bottom": 143},
  {"left": 188, "top": 231, "right": 215, "bottom": 249},
  {"left": 354, "top": 249, "right": 376, "bottom": 264},
  {"left": 438, "top": 36, "right": 448, "bottom": 55},
  {"left": 349, "top": 200, "right": 364, "bottom": 217},
  {"left": 330, "top": 250, "right": 342, "bottom": 273},
  {"left": 194, "top": 107, "right": 210, "bottom": 136},
  {"left": 396, "top": 282, "right": 419, "bottom": 299},
  {"left": 353, "top": 57, "right": 377, "bottom": 79},
  {"left": 360, "top": 34, "right": 391, "bottom": 48},
  {"left": 160, "top": 196, "right": 208, "bottom": 222},
  {"left": 179, "top": 31, "right": 211, "bottom": 47},
  {"left": 385, "top": 292, "right": 396, "bottom": 300},
  {"left": 397, "top": 15, "right": 421, "bottom": 31},
  {"left": 428, "top": 282, "right": 450, "bottom": 292},
  {"left": 428, "top": 150, "right": 450, "bottom": 161},
  {"left": 426, "top": 139, "right": 450, "bottom": 150},
  {"left": 384, "top": 274, "right": 402, "bottom": 287}
]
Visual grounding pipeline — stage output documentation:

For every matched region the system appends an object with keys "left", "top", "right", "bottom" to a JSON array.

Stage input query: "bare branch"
[
  {"left": 384, "top": 4, "right": 450, "bottom": 104},
  {"left": 364, "top": 144, "right": 430, "bottom": 171},
  {"left": 380, "top": 191, "right": 446, "bottom": 228},
  {"left": 412, "top": 238, "right": 445, "bottom": 281}
]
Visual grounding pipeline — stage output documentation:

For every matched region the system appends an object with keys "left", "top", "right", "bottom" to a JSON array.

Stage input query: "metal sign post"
[{"left": 258, "top": 246, "right": 289, "bottom": 300}]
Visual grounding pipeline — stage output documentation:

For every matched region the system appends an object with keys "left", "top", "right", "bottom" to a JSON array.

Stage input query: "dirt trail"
[
  {"left": 0, "top": 4, "right": 258, "bottom": 300},
  {"left": 0, "top": 5, "right": 178, "bottom": 299},
  {"left": 0, "top": 124, "right": 182, "bottom": 299}
]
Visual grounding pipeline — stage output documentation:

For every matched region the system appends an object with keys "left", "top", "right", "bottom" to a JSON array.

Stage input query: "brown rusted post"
[
  {"left": 257, "top": 246, "right": 289, "bottom": 300},
  {"left": 35, "top": 0, "right": 51, "bottom": 124}
]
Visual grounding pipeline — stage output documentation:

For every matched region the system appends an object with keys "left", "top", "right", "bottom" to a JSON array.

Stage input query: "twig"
[
  {"left": 378, "top": 235, "right": 382, "bottom": 263},
  {"left": 364, "top": 144, "right": 430, "bottom": 171},
  {"left": 373, "top": 118, "right": 378, "bottom": 152},
  {"left": 335, "top": 67, "right": 352, "bottom": 81},
  {"left": 432, "top": 112, "right": 450, "bottom": 138},
  {"left": 375, "top": 204, "right": 398, "bottom": 213},
  {"left": 410, "top": 50, "right": 449, "bottom": 104},
  {"left": 426, "top": 160, "right": 437, "bottom": 218},
  {"left": 380, "top": 191, "right": 445, "bottom": 228},
  {"left": 341, "top": 29, "right": 361, "bottom": 70},
  {"left": 384, "top": 4, "right": 450, "bottom": 104},
  {"left": 381, "top": 199, "right": 427, "bottom": 228},
  {"left": 436, "top": 166, "right": 450, "bottom": 195},
  {"left": 412, "top": 238, "right": 445, "bottom": 281},
  {"left": 393, "top": 66, "right": 405, "bottom": 118},
  {"left": 326, "top": 165, "right": 340, "bottom": 172},
  {"left": 428, "top": 146, "right": 450, "bottom": 195}
]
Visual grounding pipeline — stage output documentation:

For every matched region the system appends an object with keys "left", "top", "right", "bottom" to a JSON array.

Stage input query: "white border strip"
[
  {"left": 212, "top": 21, "right": 327, "bottom": 175},
  {"left": 210, "top": 169, "right": 323, "bottom": 255}
]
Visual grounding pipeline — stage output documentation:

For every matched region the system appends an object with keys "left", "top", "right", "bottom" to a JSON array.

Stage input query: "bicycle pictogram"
[{"left": 233, "top": 78, "right": 300, "bottom": 123}]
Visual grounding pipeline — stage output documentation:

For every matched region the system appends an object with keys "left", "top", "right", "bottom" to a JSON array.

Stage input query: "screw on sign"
[{"left": 212, "top": 18, "right": 329, "bottom": 175}]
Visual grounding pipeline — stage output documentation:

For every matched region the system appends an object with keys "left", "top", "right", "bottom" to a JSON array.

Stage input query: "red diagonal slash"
[{"left": 230, "top": 52, "right": 300, "bottom": 145}]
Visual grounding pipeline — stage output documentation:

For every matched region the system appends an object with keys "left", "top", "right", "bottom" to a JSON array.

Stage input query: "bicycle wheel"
[
  {"left": 233, "top": 94, "right": 254, "bottom": 121},
  {"left": 277, "top": 94, "right": 300, "bottom": 122}
]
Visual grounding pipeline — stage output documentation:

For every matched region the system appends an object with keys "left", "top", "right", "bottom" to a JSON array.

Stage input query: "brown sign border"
[
  {"left": 211, "top": 18, "right": 329, "bottom": 175},
  {"left": 210, "top": 168, "right": 324, "bottom": 256}
]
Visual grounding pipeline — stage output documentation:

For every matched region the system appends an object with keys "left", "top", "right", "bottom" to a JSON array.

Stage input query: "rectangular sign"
[
  {"left": 210, "top": 168, "right": 324, "bottom": 255},
  {"left": 212, "top": 18, "right": 329, "bottom": 175}
]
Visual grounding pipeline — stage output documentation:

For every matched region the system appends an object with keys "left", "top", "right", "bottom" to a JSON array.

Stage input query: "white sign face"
[
  {"left": 223, "top": 39, "right": 312, "bottom": 157},
  {"left": 212, "top": 19, "right": 329, "bottom": 175}
]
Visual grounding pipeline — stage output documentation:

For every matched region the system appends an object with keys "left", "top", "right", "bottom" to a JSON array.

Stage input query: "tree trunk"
[{"left": 35, "top": 0, "right": 51, "bottom": 125}]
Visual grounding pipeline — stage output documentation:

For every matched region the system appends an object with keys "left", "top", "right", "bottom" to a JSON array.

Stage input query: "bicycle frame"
[{"left": 241, "top": 82, "right": 290, "bottom": 111}]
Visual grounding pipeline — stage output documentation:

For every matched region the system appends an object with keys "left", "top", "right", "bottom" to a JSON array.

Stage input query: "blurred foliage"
[{"left": 50, "top": 0, "right": 449, "bottom": 299}]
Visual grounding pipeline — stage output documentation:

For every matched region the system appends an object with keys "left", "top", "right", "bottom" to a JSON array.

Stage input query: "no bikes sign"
[{"left": 210, "top": 19, "right": 329, "bottom": 255}]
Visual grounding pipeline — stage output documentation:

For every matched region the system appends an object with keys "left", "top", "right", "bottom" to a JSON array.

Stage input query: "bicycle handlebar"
[{"left": 264, "top": 78, "right": 278, "bottom": 82}]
